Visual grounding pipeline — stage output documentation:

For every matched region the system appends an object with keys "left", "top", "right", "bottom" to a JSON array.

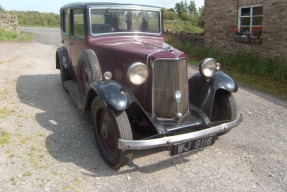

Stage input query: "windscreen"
[{"left": 90, "top": 8, "right": 161, "bottom": 35}]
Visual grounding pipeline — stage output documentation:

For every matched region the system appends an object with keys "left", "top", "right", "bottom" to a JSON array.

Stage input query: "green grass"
[
  {"left": 20, "top": 24, "right": 60, "bottom": 28},
  {"left": 23, "top": 171, "right": 32, "bottom": 177},
  {"left": 0, "top": 89, "right": 9, "bottom": 94},
  {"left": 0, "top": 107, "right": 11, "bottom": 118},
  {"left": 0, "top": 29, "right": 17, "bottom": 41},
  {"left": 10, "top": 177, "right": 16, "bottom": 185},
  {"left": 165, "top": 34, "right": 287, "bottom": 99},
  {"left": 0, "top": 128, "right": 11, "bottom": 145},
  {"left": 0, "top": 29, "right": 33, "bottom": 42}
]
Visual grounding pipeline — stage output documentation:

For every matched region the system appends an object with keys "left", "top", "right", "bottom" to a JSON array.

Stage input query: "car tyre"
[
  {"left": 78, "top": 49, "right": 102, "bottom": 96},
  {"left": 91, "top": 97, "right": 133, "bottom": 169},
  {"left": 211, "top": 92, "right": 237, "bottom": 135},
  {"left": 59, "top": 63, "right": 68, "bottom": 92}
]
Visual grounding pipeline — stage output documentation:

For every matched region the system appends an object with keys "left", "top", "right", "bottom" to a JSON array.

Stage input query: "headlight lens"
[
  {"left": 127, "top": 62, "right": 149, "bottom": 85},
  {"left": 199, "top": 58, "right": 220, "bottom": 78}
]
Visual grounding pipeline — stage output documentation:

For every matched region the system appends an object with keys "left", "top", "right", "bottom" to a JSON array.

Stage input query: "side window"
[
  {"left": 63, "top": 9, "right": 70, "bottom": 34},
  {"left": 72, "top": 9, "right": 84, "bottom": 38}
]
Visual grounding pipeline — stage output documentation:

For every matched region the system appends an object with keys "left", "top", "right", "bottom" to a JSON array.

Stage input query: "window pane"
[
  {"left": 64, "top": 10, "right": 70, "bottom": 34},
  {"left": 253, "top": 6, "right": 263, "bottom": 16},
  {"left": 147, "top": 12, "right": 160, "bottom": 33},
  {"left": 252, "top": 16, "right": 263, "bottom": 25},
  {"left": 73, "top": 9, "right": 84, "bottom": 37},
  {"left": 90, "top": 9, "right": 160, "bottom": 34},
  {"left": 118, "top": 14, "right": 127, "bottom": 30},
  {"left": 241, "top": 8, "right": 250, "bottom": 16},
  {"left": 241, "top": 17, "right": 250, "bottom": 25},
  {"left": 90, "top": 10, "right": 105, "bottom": 25}
]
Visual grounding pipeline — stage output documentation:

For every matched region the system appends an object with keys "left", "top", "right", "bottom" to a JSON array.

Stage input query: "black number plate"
[{"left": 171, "top": 136, "right": 217, "bottom": 156}]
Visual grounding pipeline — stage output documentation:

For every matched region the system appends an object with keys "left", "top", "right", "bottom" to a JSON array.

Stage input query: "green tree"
[
  {"left": 184, "top": 0, "right": 188, "bottom": 13},
  {"left": 197, "top": 6, "right": 204, "bottom": 28},
  {"left": 163, "top": 8, "right": 179, "bottom": 20},
  {"left": 174, "top": 1, "right": 187, "bottom": 17},
  {"left": 188, "top": 0, "right": 198, "bottom": 16}
]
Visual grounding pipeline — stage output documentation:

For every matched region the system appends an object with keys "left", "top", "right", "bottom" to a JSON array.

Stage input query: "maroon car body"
[{"left": 56, "top": 2, "right": 242, "bottom": 169}]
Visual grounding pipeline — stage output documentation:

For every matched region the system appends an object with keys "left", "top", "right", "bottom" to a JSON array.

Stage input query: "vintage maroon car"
[{"left": 56, "top": 2, "right": 242, "bottom": 169}]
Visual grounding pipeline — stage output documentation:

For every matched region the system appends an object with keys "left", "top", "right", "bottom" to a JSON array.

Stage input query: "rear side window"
[
  {"left": 72, "top": 9, "right": 84, "bottom": 38},
  {"left": 62, "top": 9, "right": 70, "bottom": 34}
]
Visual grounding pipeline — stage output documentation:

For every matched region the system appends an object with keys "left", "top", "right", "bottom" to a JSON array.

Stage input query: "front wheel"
[
  {"left": 91, "top": 97, "right": 133, "bottom": 169},
  {"left": 211, "top": 91, "right": 237, "bottom": 128}
]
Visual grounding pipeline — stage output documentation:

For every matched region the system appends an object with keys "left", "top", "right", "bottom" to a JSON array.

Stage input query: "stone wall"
[
  {"left": 204, "top": 0, "right": 287, "bottom": 63},
  {"left": 165, "top": 30, "right": 204, "bottom": 45},
  {"left": 0, "top": 14, "right": 19, "bottom": 33}
]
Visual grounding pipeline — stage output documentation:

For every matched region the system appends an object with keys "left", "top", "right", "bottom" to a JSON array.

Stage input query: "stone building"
[
  {"left": 204, "top": 0, "right": 287, "bottom": 63},
  {"left": 0, "top": 14, "right": 19, "bottom": 33}
]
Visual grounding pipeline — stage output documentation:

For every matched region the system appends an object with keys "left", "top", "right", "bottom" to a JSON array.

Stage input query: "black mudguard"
[
  {"left": 188, "top": 71, "right": 238, "bottom": 118},
  {"left": 87, "top": 80, "right": 136, "bottom": 111},
  {"left": 56, "top": 46, "right": 70, "bottom": 70},
  {"left": 56, "top": 46, "right": 73, "bottom": 83}
]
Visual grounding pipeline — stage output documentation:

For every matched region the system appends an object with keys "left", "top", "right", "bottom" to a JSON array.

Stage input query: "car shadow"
[{"left": 16, "top": 74, "right": 198, "bottom": 176}]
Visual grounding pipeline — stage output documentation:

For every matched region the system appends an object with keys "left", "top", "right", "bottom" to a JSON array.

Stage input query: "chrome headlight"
[
  {"left": 127, "top": 62, "right": 149, "bottom": 85},
  {"left": 199, "top": 58, "right": 221, "bottom": 78}
]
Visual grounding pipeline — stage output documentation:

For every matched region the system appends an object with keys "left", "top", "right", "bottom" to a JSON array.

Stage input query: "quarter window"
[
  {"left": 63, "top": 9, "right": 70, "bottom": 34},
  {"left": 72, "top": 9, "right": 84, "bottom": 38},
  {"left": 238, "top": 5, "right": 263, "bottom": 33}
]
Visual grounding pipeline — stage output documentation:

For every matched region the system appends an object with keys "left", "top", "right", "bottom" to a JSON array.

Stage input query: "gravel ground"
[{"left": 0, "top": 36, "right": 286, "bottom": 191}]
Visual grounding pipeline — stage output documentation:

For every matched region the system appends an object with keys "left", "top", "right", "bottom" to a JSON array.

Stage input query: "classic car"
[{"left": 56, "top": 2, "right": 242, "bottom": 169}]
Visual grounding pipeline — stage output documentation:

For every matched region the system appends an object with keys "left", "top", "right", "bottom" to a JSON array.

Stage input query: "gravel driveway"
[{"left": 0, "top": 28, "right": 286, "bottom": 191}]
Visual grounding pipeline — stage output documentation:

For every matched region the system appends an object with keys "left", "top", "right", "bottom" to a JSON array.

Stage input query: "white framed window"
[{"left": 238, "top": 4, "right": 263, "bottom": 33}]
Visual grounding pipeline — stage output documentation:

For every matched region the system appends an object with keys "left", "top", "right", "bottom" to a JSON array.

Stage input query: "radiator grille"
[{"left": 153, "top": 59, "right": 189, "bottom": 119}]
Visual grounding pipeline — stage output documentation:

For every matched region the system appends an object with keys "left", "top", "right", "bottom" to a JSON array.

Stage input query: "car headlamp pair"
[{"left": 199, "top": 58, "right": 221, "bottom": 78}]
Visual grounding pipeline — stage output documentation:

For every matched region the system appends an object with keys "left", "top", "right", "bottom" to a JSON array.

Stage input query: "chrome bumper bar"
[{"left": 118, "top": 115, "right": 243, "bottom": 150}]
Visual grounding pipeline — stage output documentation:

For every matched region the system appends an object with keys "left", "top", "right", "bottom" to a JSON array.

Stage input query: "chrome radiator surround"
[{"left": 152, "top": 58, "right": 189, "bottom": 121}]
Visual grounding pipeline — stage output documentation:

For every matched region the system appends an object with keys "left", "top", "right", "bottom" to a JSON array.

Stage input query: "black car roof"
[{"left": 61, "top": 2, "right": 161, "bottom": 10}]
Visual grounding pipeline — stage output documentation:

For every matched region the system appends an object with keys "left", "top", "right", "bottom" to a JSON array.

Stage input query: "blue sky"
[{"left": 0, "top": 0, "right": 204, "bottom": 13}]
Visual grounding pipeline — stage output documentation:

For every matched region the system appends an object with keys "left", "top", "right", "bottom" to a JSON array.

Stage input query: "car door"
[
  {"left": 68, "top": 8, "right": 87, "bottom": 107},
  {"left": 70, "top": 8, "right": 86, "bottom": 83}
]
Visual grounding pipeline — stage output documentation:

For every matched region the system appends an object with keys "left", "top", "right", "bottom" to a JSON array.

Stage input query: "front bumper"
[{"left": 118, "top": 115, "right": 243, "bottom": 150}]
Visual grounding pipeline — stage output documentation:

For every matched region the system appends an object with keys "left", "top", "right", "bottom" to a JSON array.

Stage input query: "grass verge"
[
  {"left": 165, "top": 34, "right": 287, "bottom": 99},
  {"left": 0, "top": 28, "right": 17, "bottom": 41},
  {"left": 0, "top": 28, "right": 33, "bottom": 42},
  {"left": 20, "top": 24, "right": 60, "bottom": 28}
]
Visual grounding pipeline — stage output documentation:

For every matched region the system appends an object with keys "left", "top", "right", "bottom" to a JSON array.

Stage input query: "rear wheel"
[
  {"left": 91, "top": 97, "right": 133, "bottom": 169},
  {"left": 59, "top": 64, "right": 68, "bottom": 92}
]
